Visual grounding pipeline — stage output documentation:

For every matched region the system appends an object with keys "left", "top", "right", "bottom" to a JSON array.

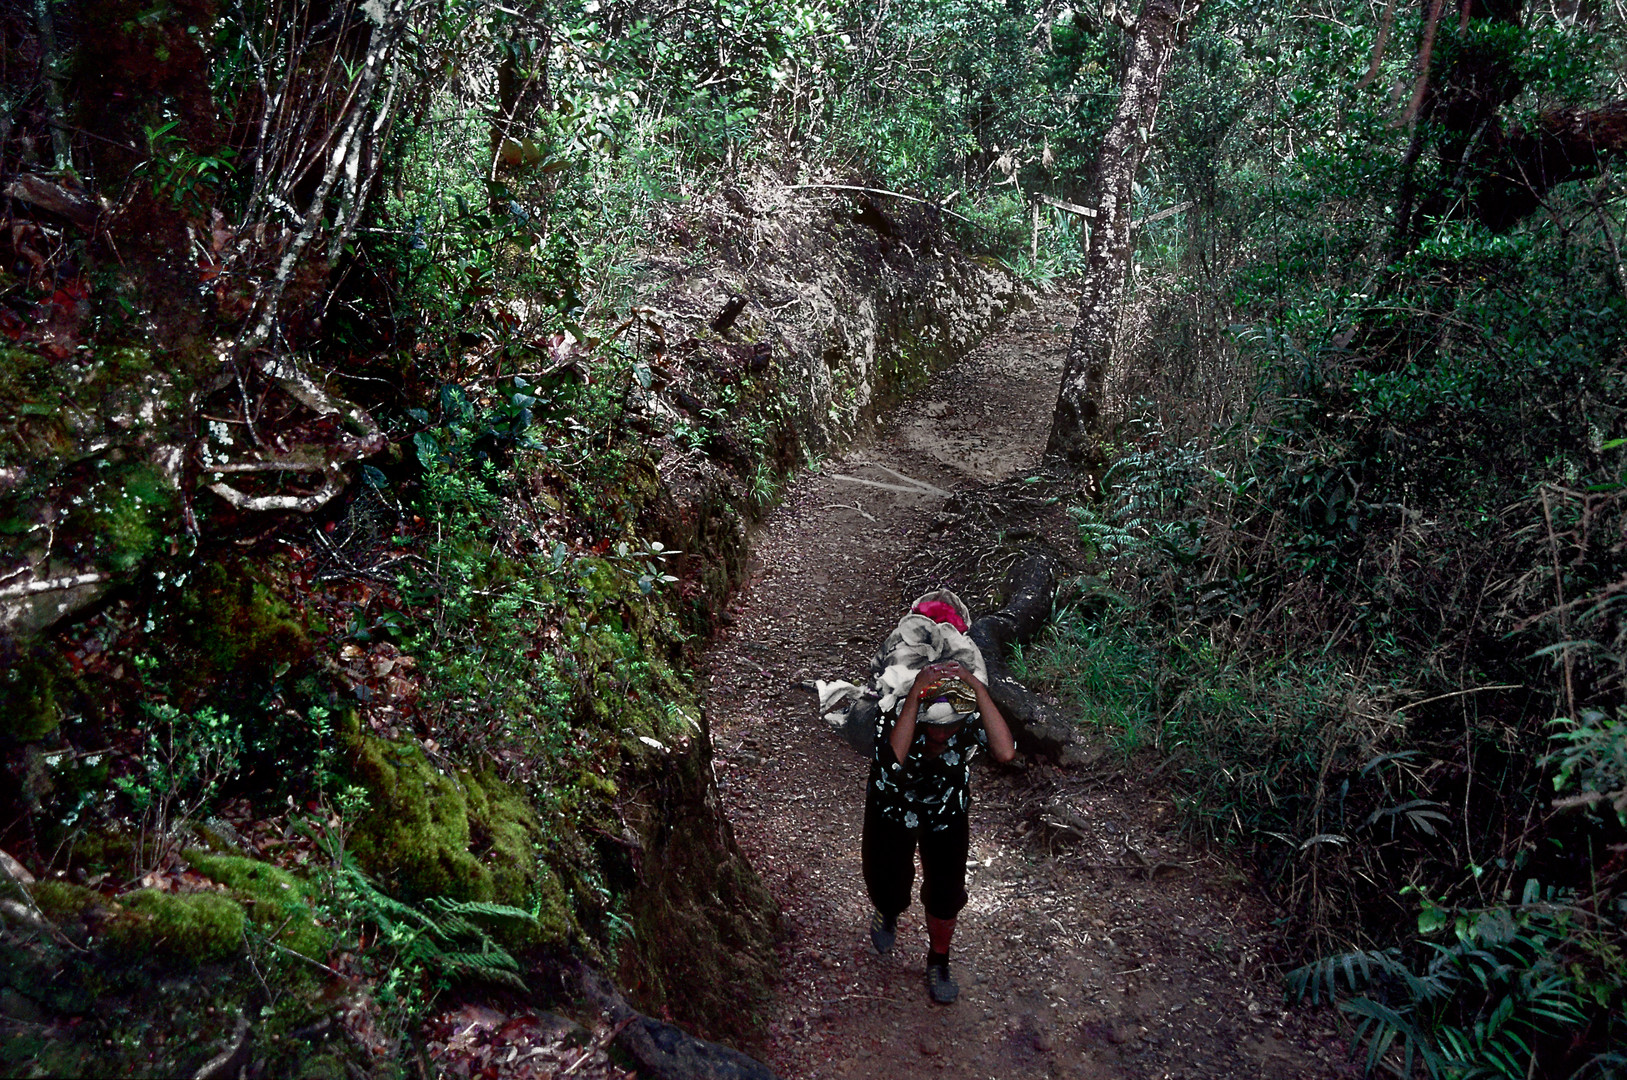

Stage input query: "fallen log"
[{"left": 968, "top": 551, "right": 1091, "bottom": 766}]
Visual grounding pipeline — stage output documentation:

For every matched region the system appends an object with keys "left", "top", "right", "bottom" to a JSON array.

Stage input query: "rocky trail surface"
[{"left": 703, "top": 296, "right": 1356, "bottom": 1080}]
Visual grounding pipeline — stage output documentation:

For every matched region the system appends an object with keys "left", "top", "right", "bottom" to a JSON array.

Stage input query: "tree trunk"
[
  {"left": 32, "top": 0, "right": 71, "bottom": 170},
  {"left": 1045, "top": 0, "right": 1203, "bottom": 467}
]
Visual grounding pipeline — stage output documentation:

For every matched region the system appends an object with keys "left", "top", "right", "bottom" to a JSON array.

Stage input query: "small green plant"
[
  {"left": 1287, "top": 899, "right": 1590, "bottom": 1079},
  {"left": 671, "top": 418, "right": 709, "bottom": 453},
  {"left": 1545, "top": 709, "right": 1627, "bottom": 824},
  {"left": 606, "top": 538, "right": 680, "bottom": 596},
  {"left": 140, "top": 119, "right": 237, "bottom": 214},
  {"left": 113, "top": 702, "right": 243, "bottom": 868}
]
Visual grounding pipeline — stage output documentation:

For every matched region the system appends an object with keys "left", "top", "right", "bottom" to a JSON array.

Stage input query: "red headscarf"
[{"left": 913, "top": 599, "right": 968, "bottom": 634}]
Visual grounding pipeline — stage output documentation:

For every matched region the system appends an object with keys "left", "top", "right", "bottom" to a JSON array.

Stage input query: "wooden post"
[{"left": 1031, "top": 200, "right": 1041, "bottom": 263}]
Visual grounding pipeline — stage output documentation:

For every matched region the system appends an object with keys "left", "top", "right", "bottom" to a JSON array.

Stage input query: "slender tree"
[{"left": 1045, "top": 0, "right": 1204, "bottom": 467}]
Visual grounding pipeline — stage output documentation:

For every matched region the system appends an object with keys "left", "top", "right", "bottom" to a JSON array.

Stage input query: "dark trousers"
[{"left": 862, "top": 792, "right": 970, "bottom": 921}]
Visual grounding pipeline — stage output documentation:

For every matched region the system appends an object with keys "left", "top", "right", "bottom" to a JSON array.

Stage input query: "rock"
[
  {"left": 919, "top": 1034, "right": 941, "bottom": 1056},
  {"left": 581, "top": 966, "right": 781, "bottom": 1080},
  {"left": 1110, "top": 1023, "right": 1144, "bottom": 1045}
]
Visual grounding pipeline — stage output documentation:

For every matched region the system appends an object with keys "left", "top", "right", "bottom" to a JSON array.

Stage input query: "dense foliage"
[{"left": 1018, "top": 0, "right": 1627, "bottom": 1074}]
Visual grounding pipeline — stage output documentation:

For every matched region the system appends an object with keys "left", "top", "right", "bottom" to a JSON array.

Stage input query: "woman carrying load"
[{"left": 862, "top": 591, "right": 1015, "bottom": 1005}]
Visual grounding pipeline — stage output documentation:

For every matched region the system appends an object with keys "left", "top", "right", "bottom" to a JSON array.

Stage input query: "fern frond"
[
  {"left": 335, "top": 866, "right": 535, "bottom": 993},
  {"left": 1342, "top": 997, "right": 1446, "bottom": 1079},
  {"left": 424, "top": 897, "right": 538, "bottom": 922},
  {"left": 440, "top": 948, "right": 528, "bottom": 991}
]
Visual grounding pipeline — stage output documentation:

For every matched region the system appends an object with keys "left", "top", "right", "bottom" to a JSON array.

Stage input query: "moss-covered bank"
[{"left": 0, "top": 180, "right": 1019, "bottom": 1071}]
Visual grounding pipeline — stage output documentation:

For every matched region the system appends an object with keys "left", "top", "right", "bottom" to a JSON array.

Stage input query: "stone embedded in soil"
[{"left": 1111, "top": 1022, "right": 1145, "bottom": 1044}]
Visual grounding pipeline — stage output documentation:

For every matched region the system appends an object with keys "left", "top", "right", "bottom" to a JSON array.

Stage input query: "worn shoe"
[
  {"left": 869, "top": 910, "right": 897, "bottom": 955},
  {"left": 927, "top": 959, "right": 959, "bottom": 1005}
]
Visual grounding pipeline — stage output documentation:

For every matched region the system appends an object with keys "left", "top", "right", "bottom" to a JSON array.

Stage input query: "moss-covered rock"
[
  {"left": 103, "top": 889, "right": 246, "bottom": 964},
  {"left": 177, "top": 560, "right": 311, "bottom": 676},
  {"left": 344, "top": 723, "right": 570, "bottom": 945},
  {"left": 186, "top": 851, "right": 331, "bottom": 960},
  {"left": 459, "top": 771, "right": 544, "bottom": 910},
  {"left": 0, "top": 659, "right": 65, "bottom": 741},
  {"left": 346, "top": 732, "right": 492, "bottom": 902}
]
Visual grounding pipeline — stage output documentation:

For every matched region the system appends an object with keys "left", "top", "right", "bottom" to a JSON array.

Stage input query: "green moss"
[
  {"left": 90, "top": 461, "right": 177, "bottom": 573},
  {"left": 578, "top": 770, "right": 618, "bottom": 798},
  {"left": 459, "top": 770, "right": 541, "bottom": 904},
  {"left": 346, "top": 733, "right": 492, "bottom": 903},
  {"left": 341, "top": 722, "right": 573, "bottom": 947},
  {"left": 184, "top": 851, "right": 299, "bottom": 896},
  {"left": 465, "top": 770, "right": 573, "bottom": 944},
  {"left": 179, "top": 560, "right": 311, "bottom": 674},
  {"left": 29, "top": 880, "right": 109, "bottom": 922},
  {"left": 186, "top": 852, "right": 332, "bottom": 960},
  {"left": 101, "top": 345, "right": 155, "bottom": 376},
  {"left": 0, "top": 346, "right": 61, "bottom": 411},
  {"left": 104, "top": 889, "right": 246, "bottom": 963},
  {"left": 0, "top": 659, "right": 64, "bottom": 741}
]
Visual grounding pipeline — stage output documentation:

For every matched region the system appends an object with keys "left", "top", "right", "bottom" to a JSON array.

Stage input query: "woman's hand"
[
  {"left": 897, "top": 659, "right": 1015, "bottom": 763},
  {"left": 909, "top": 661, "right": 960, "bottom": 699}
]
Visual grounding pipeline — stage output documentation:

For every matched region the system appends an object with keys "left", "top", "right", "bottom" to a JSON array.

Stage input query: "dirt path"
[{"left": 702, "top": 296, "right": 1355, "bottom": 1080}]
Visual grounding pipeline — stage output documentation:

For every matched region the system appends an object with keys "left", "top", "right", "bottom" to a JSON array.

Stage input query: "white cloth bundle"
[
  {"left": 816, "top": 589, "right": 986, "bottom": 732},
  {"left": 871, "top": 614, "right": 987, "bottom": 713}
]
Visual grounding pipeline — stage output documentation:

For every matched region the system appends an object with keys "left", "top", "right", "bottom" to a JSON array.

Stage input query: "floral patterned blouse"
[{"left": 867, "top": 707, "right": 989, "bottom": 832}]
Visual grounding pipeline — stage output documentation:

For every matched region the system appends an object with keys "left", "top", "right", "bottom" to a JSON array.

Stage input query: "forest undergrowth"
[{"left": 1012, "top": 1, "right": 1627, "bottom": 1075}]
